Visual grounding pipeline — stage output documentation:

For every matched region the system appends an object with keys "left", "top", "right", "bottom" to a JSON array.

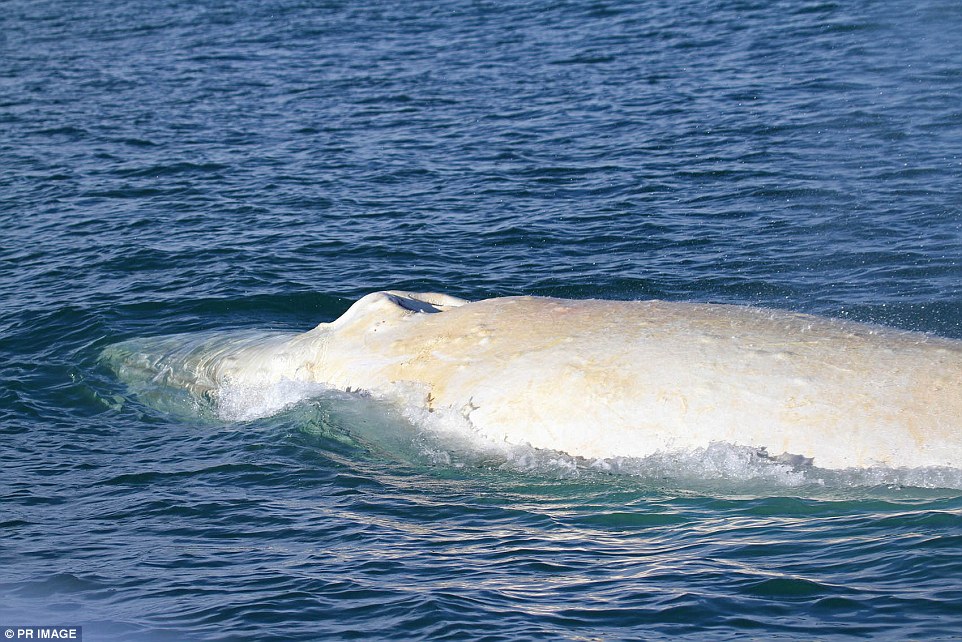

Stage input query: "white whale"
[{"left": 104, "top": 291, "right": 962, "bottom": 470}]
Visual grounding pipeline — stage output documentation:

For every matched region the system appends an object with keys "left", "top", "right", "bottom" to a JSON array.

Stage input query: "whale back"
[{"left": 317, "top": 294, "right": 962, "bottom": 470}]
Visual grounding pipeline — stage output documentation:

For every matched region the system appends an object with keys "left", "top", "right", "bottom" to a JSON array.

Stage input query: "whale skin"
[{"left": 104, "top": 291, "right": 962, "bottom": 470}]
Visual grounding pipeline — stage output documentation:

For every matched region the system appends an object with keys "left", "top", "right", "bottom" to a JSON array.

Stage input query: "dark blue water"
[{"left": 3, "top": 0, "right": 962, "bottom": 639}]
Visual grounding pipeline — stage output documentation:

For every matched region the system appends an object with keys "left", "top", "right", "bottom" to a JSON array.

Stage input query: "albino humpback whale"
[{"left": 104, "top": 291, "right": 962, "bottom": 470}]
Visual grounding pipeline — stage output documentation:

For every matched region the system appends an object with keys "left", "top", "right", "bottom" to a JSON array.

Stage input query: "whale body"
[{"left": 104, "top": 291, "right": 962, "bottom": 470}]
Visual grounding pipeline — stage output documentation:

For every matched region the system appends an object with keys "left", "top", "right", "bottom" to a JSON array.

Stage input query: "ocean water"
[{"left": 3, "top": 0, "right": 962, "bottom": 639}]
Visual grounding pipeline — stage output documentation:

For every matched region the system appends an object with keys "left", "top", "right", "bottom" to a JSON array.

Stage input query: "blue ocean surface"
[{"left": 3, "top": 0, "right": 962, "bottom": 639}]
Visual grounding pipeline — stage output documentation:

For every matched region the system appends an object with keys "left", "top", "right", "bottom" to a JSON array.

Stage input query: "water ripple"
[{"left": 3, "top": 0, "right": 962, "bottom": 639}]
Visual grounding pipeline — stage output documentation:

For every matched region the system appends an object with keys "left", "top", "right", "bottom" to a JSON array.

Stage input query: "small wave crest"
[{"left": 217, "top": 379, "right": 334, "bottom": 422}]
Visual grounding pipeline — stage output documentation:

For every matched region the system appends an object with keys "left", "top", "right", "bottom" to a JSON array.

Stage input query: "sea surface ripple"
[{"left": 2, "top": 0, "right": 962, "bottom": 639}]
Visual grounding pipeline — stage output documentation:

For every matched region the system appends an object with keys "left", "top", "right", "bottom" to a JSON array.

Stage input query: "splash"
[{"left": 218, "top": 379, "right": 335, "bottom": 422}]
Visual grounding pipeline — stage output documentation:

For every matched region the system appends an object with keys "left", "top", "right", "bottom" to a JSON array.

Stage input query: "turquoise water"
[{"left": 3, "top": 0, "right": 962, "bottom": 639}]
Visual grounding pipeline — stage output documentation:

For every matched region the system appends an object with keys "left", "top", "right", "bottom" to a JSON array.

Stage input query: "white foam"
[
  {"left": 816, "top": 464, "right": 962, "bottom": 490},
  {"left": 216, "top": 379, "right": 334, "bottom": 422}
]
